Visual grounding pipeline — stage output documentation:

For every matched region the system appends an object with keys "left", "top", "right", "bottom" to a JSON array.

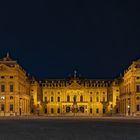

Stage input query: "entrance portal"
[
  {"left": 79, "top": 106, "right": 84, "bottom": 113},
  {"left": 66, "top": 106, "right": 71, "bottom": 113}
]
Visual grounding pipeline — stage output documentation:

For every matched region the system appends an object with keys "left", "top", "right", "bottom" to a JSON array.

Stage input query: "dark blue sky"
[{"left": 0, "top": 0, "right": 140, "bottom": 79}]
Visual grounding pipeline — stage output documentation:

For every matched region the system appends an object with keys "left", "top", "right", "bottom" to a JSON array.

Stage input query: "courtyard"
[{"left": 0, "top": 117, "right": 140, "bottom": 140}]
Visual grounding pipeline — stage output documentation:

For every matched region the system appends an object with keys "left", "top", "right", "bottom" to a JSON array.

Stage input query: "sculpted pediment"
[
  {"left": 67, "top": 80, "right": 82, "bottom": 89},
  {"left": 0, "top": 64, "right": 14, "bottom": 72}
]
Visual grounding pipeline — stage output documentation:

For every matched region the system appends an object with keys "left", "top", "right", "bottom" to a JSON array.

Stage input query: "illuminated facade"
[
  {"left": 119, "top": 59, "right": 140, "bottom": 116},
  {"left": 0, "top": 53, "right": 30, "bottom": 116},
  {"left": 38, "top": 77, "right": 120, "bottom": 116},
  {"left": 0, "top": 53, "right": 140, "bottom": 116}
]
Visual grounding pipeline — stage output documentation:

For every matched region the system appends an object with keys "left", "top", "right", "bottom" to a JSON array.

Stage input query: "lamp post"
[{"left": 128, "top": 105, "right": 130, "bottom": 116}]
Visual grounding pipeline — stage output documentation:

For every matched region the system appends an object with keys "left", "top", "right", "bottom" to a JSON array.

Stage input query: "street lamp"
[{"left": 128, "top": 105, "right": 130, "bottom": 116}]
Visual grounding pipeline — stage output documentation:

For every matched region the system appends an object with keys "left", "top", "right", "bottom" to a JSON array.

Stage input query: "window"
[
  {"left": 10, "top": 96, "right": 13, "bottom": 100},
  {"left": 57, "top": 97, "right": 60, "bottom": 102},
  {"left": 57, "top": 108, "right": 60, "bottom": 113},
  {"left": 44, "top": 108, "right": 47, "bottom": 114},
  {"left": 136, "top": 85, "right": 140, "bottom": 92},
  {"left": 51, "top": 108, "right": 54, "bottom": 113},
  {"left": 1, "top": 76, "right": 5, "bottom": 79},
  {"left": 96, "top": 97, "right": 99, "bottom": 102},
  {"left": 103, "top": 108, "right": 105, "bottom": 114},
  {"left": 96, "top": 108, "right": 99, "bottom": 113},
  {"left": 10, "top": 104, "right": 13, "bottom": 111},
  {"left": 44, "top": 97, "right": 47, "bottom": 102},
  {"left": 10, "top": 76, "right": 14, "bottom": 79},
  {"left": 80, "top": 95, "right": 83, "bottom": 102},
  {"left": 103, "top": 97, "right": 105, "bottom": 102},
  {"left": 1, "top": 85, "right": 5, "bottom": 92},
  {"left": 90, "top": 97, "right": 92, "bottom": 102},
  {"left": 137, "top": 105, "right": 140, "bottom": 111},
  {"left": 10, "top": 85, "right": 14, "bottom": 92},
  {"left": 1, "top": 104, "right": 5, "bottom": 111},
  {"left": 67, "top": 96, "right": 70, "bottom": 102},
  {"left": 73, "top": 96, "right": 76, "bottom": 102},
  {"left": 51, "top": 96, "right": 53, "bottom": 102},
  {"left": 90, "top": 108, "right": 92, "bottom": 113}
]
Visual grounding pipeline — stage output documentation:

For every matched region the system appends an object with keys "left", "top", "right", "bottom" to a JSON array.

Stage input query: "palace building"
[{"left": 0, "top": 53, "right": 140, "bottom": 117}]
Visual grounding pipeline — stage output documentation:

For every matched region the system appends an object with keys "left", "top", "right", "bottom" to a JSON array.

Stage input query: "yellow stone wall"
[
  {"left": 2, "top": 53, "right": 140, "bottom": 117},
  {"left": 120, "top": 59, "right": 140, "bottom": 116},
  {"left": 0, "top": 54, "right": 30, "bottom": 116},
  {"left": 39, "top": 79, "right": 116, "bottom": 116}
]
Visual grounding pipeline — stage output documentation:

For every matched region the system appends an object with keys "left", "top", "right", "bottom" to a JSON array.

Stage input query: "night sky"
[{"left": 0, "top": 0, "right": 140, "bottom": 80}]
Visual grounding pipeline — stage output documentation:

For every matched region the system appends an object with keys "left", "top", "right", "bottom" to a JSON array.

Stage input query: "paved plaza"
[{"left": 0, "top": 117, "right": 140, "bottom": 140}]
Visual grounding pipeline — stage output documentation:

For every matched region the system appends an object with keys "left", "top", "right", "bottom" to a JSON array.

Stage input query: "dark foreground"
[{"left": 0, "top": 117, "right": 140, "bottom": 140}]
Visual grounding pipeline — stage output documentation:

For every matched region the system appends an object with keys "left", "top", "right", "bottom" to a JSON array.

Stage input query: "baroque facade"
[
  {"left": 0, "top": 53, "right": 30, "bottom": 116},
  {"left": 0, "top": 53, "right": 140, "bottom": 116}
]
